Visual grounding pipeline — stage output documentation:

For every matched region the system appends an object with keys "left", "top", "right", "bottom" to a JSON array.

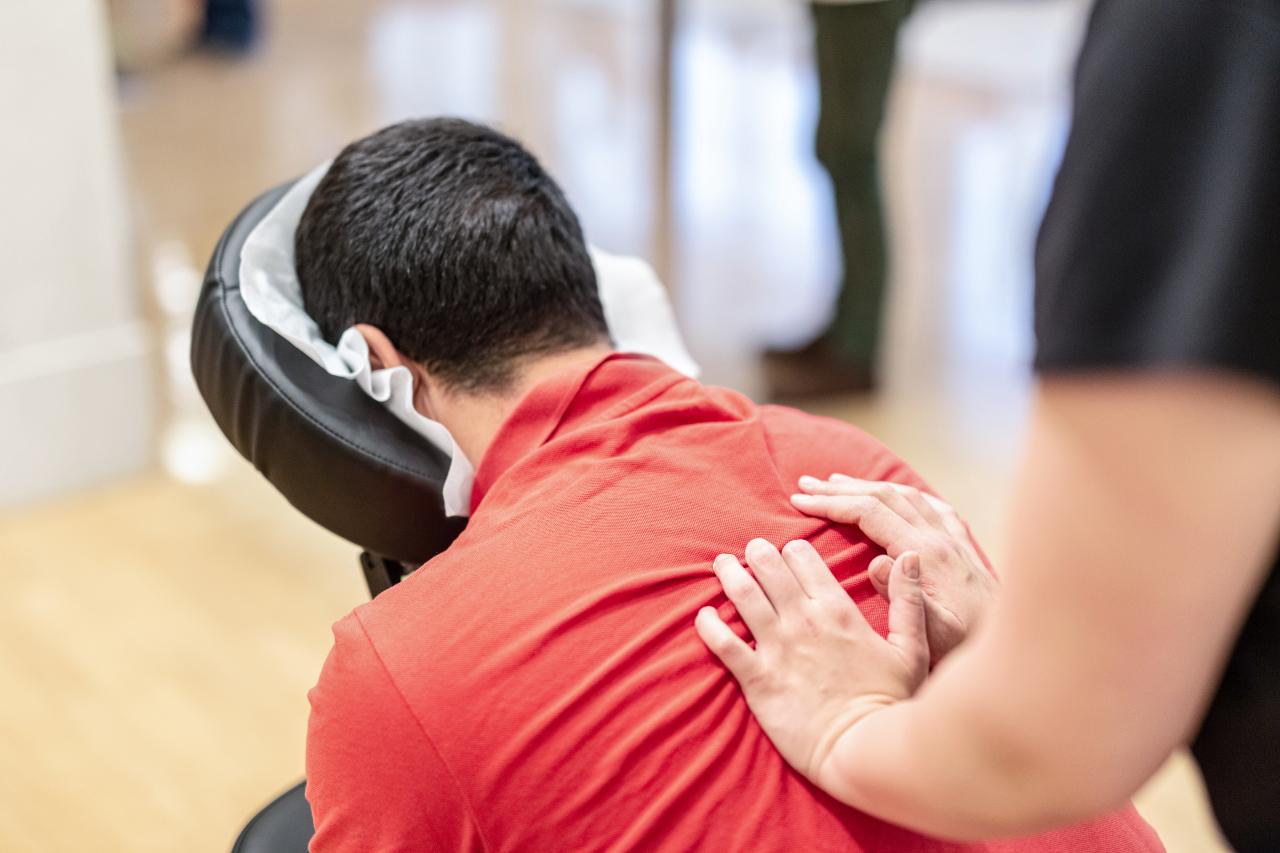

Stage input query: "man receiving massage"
[{"left": 300, "top": 118, "right": 1161, "bottom": 852}]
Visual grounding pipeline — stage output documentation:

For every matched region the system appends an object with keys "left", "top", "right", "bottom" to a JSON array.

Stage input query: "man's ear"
[
  {"left": 354, "top": 324, "right": 405, "bottom": 371},
  {"left": 354, "top": 323, "right": 438, "bottom": 419}
]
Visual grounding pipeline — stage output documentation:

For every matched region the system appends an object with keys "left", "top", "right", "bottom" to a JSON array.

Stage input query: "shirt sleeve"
[
  {"left": 1033, "top": 0, "right": 1280, "bottom": 387},
  {"left": 305, "top": 611, "right": 486, "bottom": 853}
]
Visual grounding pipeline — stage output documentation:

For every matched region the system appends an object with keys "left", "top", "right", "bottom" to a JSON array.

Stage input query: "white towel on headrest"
[{"left": 238, "top": 161, "right": 699, "bottom": 519}]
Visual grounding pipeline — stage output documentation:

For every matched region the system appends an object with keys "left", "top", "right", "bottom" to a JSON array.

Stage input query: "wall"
[{"left": 0, "top": 0, "right": 153, "bottom": 506}]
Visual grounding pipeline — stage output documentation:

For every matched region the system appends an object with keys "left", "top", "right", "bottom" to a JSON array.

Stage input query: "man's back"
[{"left": 306, "top": 354, "right": 1160, "bottom": 852}]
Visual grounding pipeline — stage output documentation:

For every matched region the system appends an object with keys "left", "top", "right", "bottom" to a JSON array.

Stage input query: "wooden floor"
[
  {"left": 0, "top": 466, "right": 362, "bottom": 852},
  {"left": 2, "top": 1, "right": 1231, "bottom": 850}
]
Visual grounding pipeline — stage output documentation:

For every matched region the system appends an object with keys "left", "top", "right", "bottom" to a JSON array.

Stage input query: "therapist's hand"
[
  {"left": 792, "top": 475, "right": 998, "bottom": 663},
  {"left": 695, "top": 539, "right": 929, "bottom": 788}
]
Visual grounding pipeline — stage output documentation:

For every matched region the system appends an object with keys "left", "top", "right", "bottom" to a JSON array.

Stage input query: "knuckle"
[
  {"left": 897, "top": 590, "right": 925, "bottom": 609},
  {"left": 926, "top": 493, "right": 959, "bottom": 516},
  {"left": 823, "top": 497, "right": 862, "bottom": 522},
  {"left": 797, "top": 609, "right": 824, "bottom": 631},
  {"left": 791, "top": 609, "right": 835, "bottom": 640},
  {"left": 850, "top": 496, "right": 877, "bottom": 513},
  {"left": 708, "top": 633, "right": 734, "bottom": 654},
  {"left": 741, "top": 667, "right": 772, "bottom": 691},
  {"left": 921, "top": 537, "right": 951, "bottom": 563},
  {"left": 823, "top": 599, "right": 857, "bottom": 627},
  {"left": 837, "top": 496, "right": 882, "bottom": 523}
]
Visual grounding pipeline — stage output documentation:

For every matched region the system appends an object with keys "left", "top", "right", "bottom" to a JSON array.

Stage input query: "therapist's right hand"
[
  {"left": 696, "top": 541, "right": 930, "bottom": 790},
  {"left": 790, "top": 475, "right": 998, "bottom": 664}
]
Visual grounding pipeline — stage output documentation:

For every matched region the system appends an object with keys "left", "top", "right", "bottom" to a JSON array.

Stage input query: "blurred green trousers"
[{"left": 811, "top": 0, "right": 914, "bottom": 366}]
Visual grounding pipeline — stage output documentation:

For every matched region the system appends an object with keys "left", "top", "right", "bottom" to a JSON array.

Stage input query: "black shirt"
[{"left": 1033, "top": 1, "right": 1280, "bottom": 850}]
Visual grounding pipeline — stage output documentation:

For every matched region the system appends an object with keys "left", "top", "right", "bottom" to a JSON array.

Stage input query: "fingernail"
[
  {"left": 790, "top": 493, "right": 815, "bottom": 505},
  {"left": 904, "top": 554, "right": 920, "bottom": 580},
  {"left": 798, "top": 475, "right": 821, "bottom": 488}
]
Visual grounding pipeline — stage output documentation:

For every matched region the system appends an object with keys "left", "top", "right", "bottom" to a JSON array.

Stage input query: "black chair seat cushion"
[{"left": 232, "top": 780, "right": 314, "bottom": 853}]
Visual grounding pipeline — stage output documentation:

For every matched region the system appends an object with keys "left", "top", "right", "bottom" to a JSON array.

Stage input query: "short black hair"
[{"left": 295, "top": 118, "right": 609, "bottom": 392}]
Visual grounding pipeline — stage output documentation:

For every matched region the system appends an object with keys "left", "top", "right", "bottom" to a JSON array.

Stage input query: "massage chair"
[{"left": 193, "top": 179, "right": 466, "bottom": 852}]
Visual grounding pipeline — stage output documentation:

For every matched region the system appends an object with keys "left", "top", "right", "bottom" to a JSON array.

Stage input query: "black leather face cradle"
[{"left": 191, "top": 180, "right": 467, "bottom": 569}]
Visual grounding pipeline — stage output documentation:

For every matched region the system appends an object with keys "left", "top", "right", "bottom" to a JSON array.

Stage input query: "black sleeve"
[{"left": 1033, "top": 0, "right": 1280, "bottom": 387}]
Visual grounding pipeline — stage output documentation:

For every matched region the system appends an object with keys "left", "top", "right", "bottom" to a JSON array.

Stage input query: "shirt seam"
[
  {"left": 594, "top": 371, "right": 690, "bottom": 423},
  {"left": 754, "top": 410, "right": 803, "bottom": 510},
  {"left": 350, "top": 610, "right": 492, "bottom": 853}
]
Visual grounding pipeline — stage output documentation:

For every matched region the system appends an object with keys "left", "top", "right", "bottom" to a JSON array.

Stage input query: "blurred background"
[{"left": 0, "top": 0, "right": 1229, "bottom": 850}]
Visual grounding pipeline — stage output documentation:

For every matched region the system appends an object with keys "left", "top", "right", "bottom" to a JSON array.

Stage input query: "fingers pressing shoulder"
[
  {"left": 779, "top": 539, "right": 847, "bottom": 600},
  {"left": 695, "top": 606, "right": 759, "bottom": 680},
  {"left": 884, "top": 553, "right": 930, "bottom": 686}
]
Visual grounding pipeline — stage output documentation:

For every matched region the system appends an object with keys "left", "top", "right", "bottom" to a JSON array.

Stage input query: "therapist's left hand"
[
  {"left": 695, "top": 539, "right": 928, "bottom": 787},
  {"left": 792, "top": 475, "right": 998, "bottom": 664}
]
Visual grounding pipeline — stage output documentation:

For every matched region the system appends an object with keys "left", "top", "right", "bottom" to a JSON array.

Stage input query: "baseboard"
[{"left": 0, "top": 322, "right": 155, "bottom": 507}]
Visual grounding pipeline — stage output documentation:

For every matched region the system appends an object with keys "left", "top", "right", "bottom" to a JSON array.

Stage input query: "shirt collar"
[{"left": 469, "top": 352, "right": 683, "bottom": 513}]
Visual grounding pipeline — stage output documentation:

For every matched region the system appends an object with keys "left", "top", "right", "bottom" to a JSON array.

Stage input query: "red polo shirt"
[{"left": 306, "top": 353, "right": 1161, "bottom": 852}]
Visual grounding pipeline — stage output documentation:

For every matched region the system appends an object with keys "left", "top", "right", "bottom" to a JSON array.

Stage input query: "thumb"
[{"left": 885, "top": 552, "right": 929, "bottom": 684}]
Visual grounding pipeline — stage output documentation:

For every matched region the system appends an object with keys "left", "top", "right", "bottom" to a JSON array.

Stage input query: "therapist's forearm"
[
  {"left": 820, "top": 633, "right": 1144, "bottom": 839},
  {"left": 816, "top": 375, "right": 1280, "bottom": 839}
]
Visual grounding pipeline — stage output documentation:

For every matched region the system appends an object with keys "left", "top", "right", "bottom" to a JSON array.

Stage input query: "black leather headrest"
[{"left": 191, "top": 180, "right": 466, "bottom": 565}]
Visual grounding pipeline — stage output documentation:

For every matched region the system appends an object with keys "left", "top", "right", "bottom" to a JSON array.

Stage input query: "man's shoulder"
[
  {"left": 314, "top": 607, "right": 390, "bottom": 691},
  {"left": 339, "top": 529, "right": 535, "bottom": 671},
  {"left": 317, "top": 580, "right": 468, "bottom": 723},
  {"left": 755, "top": 402, "right": 939, "bottom": 492},
  {"left": 756, "top": 403, "right": 919, "bottom": 485},
  {"left": 756, "top": 402, "right": 877, "bottom": 441}
]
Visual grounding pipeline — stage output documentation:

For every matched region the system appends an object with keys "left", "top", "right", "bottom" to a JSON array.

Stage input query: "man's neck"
[{"left": 434, "top": 346, "right": 614, "bottom": 470}]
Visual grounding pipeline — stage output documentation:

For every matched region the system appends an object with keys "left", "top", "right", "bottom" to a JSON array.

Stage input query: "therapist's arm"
[{"left": 701, "top": 373, "right": 1280, "bottom": 839}]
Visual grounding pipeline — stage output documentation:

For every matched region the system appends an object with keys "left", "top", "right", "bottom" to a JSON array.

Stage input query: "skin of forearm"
[
  {"left": 821, "top": 631, "right": 1155, "bottom": 839},
  {"left": 817, "top": 375, "right": 1280, "bottom": 839},
  {"left": 812, "top": 626, "right": 1128, "bottom": 838}
]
